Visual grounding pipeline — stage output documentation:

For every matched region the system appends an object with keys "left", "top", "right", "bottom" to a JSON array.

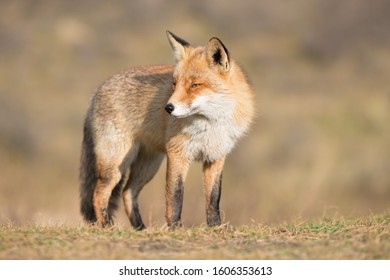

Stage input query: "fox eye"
[
  {"left": 172, "top": 80, "right": 176, "bottom": 90},
  {"left": 191, "top": 83, "right": 201, "bottom": 89}
]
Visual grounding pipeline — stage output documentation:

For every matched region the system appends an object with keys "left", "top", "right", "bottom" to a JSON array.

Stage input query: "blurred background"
[{"left": 1, "top": 0, "right": 389, "bottom": 227}]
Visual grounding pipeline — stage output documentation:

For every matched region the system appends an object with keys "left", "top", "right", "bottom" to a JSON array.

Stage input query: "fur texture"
[{"left": 80, "top": 31, "right": 254, "bottom": 229}]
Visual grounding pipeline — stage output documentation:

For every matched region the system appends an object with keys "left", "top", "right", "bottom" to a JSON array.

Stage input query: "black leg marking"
[
  {"left": 130, "top": 207, "right": 146, "bottom": 230},
  {"left": 169, "top": 176, "right": 184, "bottom": 229},
  {"left": 207, "top": 173, "right": 222, "bottom": 227}
]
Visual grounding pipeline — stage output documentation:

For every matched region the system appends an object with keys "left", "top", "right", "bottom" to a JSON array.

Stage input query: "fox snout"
[
  {"left": 164, "top": 103, "right": 175, "bottom": 114},
  {"left": 164, "top": 102, "right": 194, "bottom": 118}
]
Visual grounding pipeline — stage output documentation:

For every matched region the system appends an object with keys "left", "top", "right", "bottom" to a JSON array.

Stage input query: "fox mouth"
[
  {"left": 171, "top": 112, "right": 191, "bottom": 118},
  {"left": 171, "top": 108, "right": 199, "bottom": 118}
]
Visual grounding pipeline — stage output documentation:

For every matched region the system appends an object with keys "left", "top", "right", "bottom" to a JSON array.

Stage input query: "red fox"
[{"left": 80, "top": 31, "right": 254, "bottom": 229}]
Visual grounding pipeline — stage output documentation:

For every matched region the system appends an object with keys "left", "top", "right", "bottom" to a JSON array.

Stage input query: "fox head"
[{"left": 165, "top": 31, "right": 236, "bottom": 119}]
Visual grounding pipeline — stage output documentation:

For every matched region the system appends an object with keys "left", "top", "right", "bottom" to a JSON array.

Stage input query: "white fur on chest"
[{"left": 183, "top": 115, "right": 245, "bottom": 163}]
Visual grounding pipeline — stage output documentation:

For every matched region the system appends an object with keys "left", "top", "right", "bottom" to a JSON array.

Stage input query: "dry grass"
[{"left": 1, "top": 213, "right": 389, "bottom": 260}]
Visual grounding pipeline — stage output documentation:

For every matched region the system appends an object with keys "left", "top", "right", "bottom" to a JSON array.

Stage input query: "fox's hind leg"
[
  {"left": 93, "top": 165, "right": 122, "bottom": 227},
  {"left": 123, "top": 147, "right": 164, "bottom": 230},
  {"left": 93, "top": 144, "right": 138, "bottom": 228}
]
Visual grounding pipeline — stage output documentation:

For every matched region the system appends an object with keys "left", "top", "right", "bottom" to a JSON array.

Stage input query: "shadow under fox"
[{"left": 80, "top": 31, "right": 254, "bottom": 229}]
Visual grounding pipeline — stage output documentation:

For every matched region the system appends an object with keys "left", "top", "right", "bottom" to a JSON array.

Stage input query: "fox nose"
[{"left": 165, "top": 103, "right": 175, "bottom": 114}]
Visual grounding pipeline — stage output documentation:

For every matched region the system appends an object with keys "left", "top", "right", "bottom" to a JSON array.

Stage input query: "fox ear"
[
  {"left": 206, "top": 37, "right": 230, "bottom": 72},
  {"left": 166, "top": 31, "right": 190, "bottom": 62}
]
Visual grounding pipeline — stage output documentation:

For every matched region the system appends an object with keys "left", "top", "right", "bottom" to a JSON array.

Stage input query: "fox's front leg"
[
  {"left": 203, "top": 157, "right": 225, "bottom": 227},
  {"left": 165, "top": 153, "right": 190, "bottom": 229}
]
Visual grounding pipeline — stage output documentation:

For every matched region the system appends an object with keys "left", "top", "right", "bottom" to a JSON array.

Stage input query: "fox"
[{"left": 80, "top": 31, "right": 254, "bottom": 230}]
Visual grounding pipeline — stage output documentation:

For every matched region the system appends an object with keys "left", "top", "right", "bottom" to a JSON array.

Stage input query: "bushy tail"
[{"left": 79, "top": 120, "right": 97, "bottom": 223}]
